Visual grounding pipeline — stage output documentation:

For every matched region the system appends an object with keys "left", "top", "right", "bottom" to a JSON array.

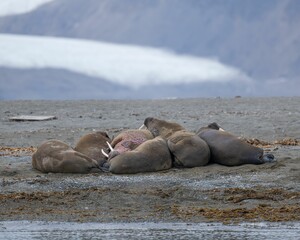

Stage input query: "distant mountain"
[
  {"left": 0, "top": 67, "right": 296, "bottom": 100},
  {"left": 0, "top": 0, "right": 299, "bottom": 99},
  {"left": 0, "top": 67, "right": 238, "bottom": 100},
  {"left": 0, "top": 67, "right": 130, "bottom": 100},
  {"left": 1, "top": 0, "right": 300, "bottom": 80}
]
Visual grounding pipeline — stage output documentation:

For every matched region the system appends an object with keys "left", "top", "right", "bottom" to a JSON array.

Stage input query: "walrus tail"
[
  {"left": 263, "top": 153, "right": 276, "bottom": 163},
  {"left": 99, "top": 166, "right": 110, "bottom": 173}
]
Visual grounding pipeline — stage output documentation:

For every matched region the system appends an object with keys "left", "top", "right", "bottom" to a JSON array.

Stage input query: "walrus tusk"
[
  {"left": 219, "top": 127, "right": 225, "bottom": 132},
  {"left": 106, "top": 141, "right": 114, "bottom": 152},
  {"left": 139, "top": 124, "right": 146, "bottom": 130},
  {"left": 101, "top": 149, "right": 109, "bottom": 158}
]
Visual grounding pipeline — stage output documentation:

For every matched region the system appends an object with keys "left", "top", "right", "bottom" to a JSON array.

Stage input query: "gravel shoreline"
[{"left": 0, "top": 97, "right": 299, "bottom": 223}]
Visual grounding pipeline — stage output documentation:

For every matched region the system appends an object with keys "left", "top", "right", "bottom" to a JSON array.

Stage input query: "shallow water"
[{"left": 1, "top": 221, "right": 299, "bottom": 240}]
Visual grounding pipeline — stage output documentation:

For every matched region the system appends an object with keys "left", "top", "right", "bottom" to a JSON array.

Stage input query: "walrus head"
[
  {"left": 144, "top": 117, "right": 184, "bottom": 138},
  {"left": 196, "top": 122, "right": 225, "bottom": 135},
  {"left": 143, "top": 117, "right": 159, "bottom": 137},
  {"left": 101, "top": 141, "right": 120, "bottom": 160},
  {"left": 207, "top": 122, "right": 225, "bottom": 131}
]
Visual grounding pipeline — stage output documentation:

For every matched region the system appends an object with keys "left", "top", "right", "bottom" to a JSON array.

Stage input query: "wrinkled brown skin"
[
  {"left": 32, "top": 140, "right": 100, "bottom": 173},
  {"left": 108, "top": 129, "right": 154, "bottom": 160},
  {"left": 144, "top": 117, "right": 185, "bottom": 139},
  {"left": 107, "top": 137, "right": 172, "bottom": 174},
  {"left": 197, "top": 124, "right": 268, "bottom": 166},
  {"left": 144, "top": 117, "right": 210, "bottom": 168},
  {"left": 167, "top": 130, "right": 210, "bottom": 167},
  {"left": 74, "top": 131, "right": 111, "bottom": 166}
]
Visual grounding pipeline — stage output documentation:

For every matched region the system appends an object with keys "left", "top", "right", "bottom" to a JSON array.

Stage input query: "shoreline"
[{"left": 0, "top": 97, "right": 299, "bottom": 223}]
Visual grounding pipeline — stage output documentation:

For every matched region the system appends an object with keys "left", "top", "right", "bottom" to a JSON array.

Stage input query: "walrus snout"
[
  {"left": 101, "top": 141, "right": 121, "bottom": 160},
  {"left": 108, "top": 150, "right": 120, "bottom": 160},
  {"left": 196, "top": 122, "right": 225, "bottom": 135},
  {"left": 207, "top": 122, "right": 225, "bottom": 131},
  {"left": 207, "top": 122, "right": 221, "bottom": 130}
]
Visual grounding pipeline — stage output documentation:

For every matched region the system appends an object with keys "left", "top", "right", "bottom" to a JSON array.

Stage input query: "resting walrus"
[
  {"left": 74, "top": 131, "right": 111, "bottom": 166},
  {"left": 104, "top": 129, "right": 153, "bottom": 160},
  {"left": 103, "top": 136, "right": 172, "bottom": 174},
  {"left": 196, "top": 122, "right": 275, "bottom": 166},
  {"left": 32, "top": 140, "right": 101, "bottom": 173},
  {"left": 143, "top": 117, "right": 210, "bottom": 168}
]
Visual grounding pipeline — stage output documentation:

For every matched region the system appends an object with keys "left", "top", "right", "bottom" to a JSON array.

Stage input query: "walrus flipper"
[{"left": 263, "top": 153, "right": 276, "bottom": 163}]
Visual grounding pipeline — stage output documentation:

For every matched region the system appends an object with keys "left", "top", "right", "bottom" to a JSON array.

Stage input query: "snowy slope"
[
  {"left": 0, "top": 0, "right": 56, "bottom": 17},
  {"left": 0, "top": 34, "right": 249, "bottom": 89}
]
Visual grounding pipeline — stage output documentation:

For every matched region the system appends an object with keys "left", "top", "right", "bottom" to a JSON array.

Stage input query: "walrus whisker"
[
  {"left": 106, "top": 141, "right": 114, "bottom": 152},
  {"left": 101, "top": 149, "right": 109, "bottom": 158}
]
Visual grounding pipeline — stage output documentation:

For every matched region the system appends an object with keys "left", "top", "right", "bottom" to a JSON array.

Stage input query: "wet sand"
[
  {"left": 0, "top": 97, "right": 299, "bottom": 223},
  {"left": 1, "top": 221, "right": 300, "bottom": 239}
]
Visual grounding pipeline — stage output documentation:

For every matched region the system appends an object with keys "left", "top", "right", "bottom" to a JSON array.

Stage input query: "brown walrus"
[
  {"left": 196, "top": 122, "right": 275, "bottom": 166},
  {"left": 32, "top": 140, "right": 101, "bottom": 173},
  {"left": 105, "top": 129, "right": 154, "bottom": 160},
  {"left": 143, "top": 117, "right": 210, "bottom": 168},
  {"left": 74, "top": 131, "right": 111, "bottom": 166},
  {"left": 103, "top": 136, "right": 172, "bottom": 174}
]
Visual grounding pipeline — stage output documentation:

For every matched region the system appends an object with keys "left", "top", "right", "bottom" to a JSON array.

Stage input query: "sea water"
[{"left": 1, "top": 221, "right": 299, "bottom": 240}]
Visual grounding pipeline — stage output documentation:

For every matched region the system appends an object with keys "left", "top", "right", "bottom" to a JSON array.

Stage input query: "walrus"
[
  {"left": 196, "top": 122, "right": 275, "bottom": 166},
  {"left": 143, "top": 117, "right": 210, "bottom": 168},
  {"left": 103, "top": 136, "right": 172, "bottom": 174},
  {"left": 74, "top": 131, "right": 111, "bottom": 166},
  {"left": 32, "top": 140, "right": 101, "bottom": 173},
  {"left": 104, "top": 129, "right": 154, "bottom": 160}
]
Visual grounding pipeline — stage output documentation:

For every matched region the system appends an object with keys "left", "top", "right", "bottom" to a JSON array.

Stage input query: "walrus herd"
[{"left": 32, "top": 117, "right": 275, "bottom": 174}]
